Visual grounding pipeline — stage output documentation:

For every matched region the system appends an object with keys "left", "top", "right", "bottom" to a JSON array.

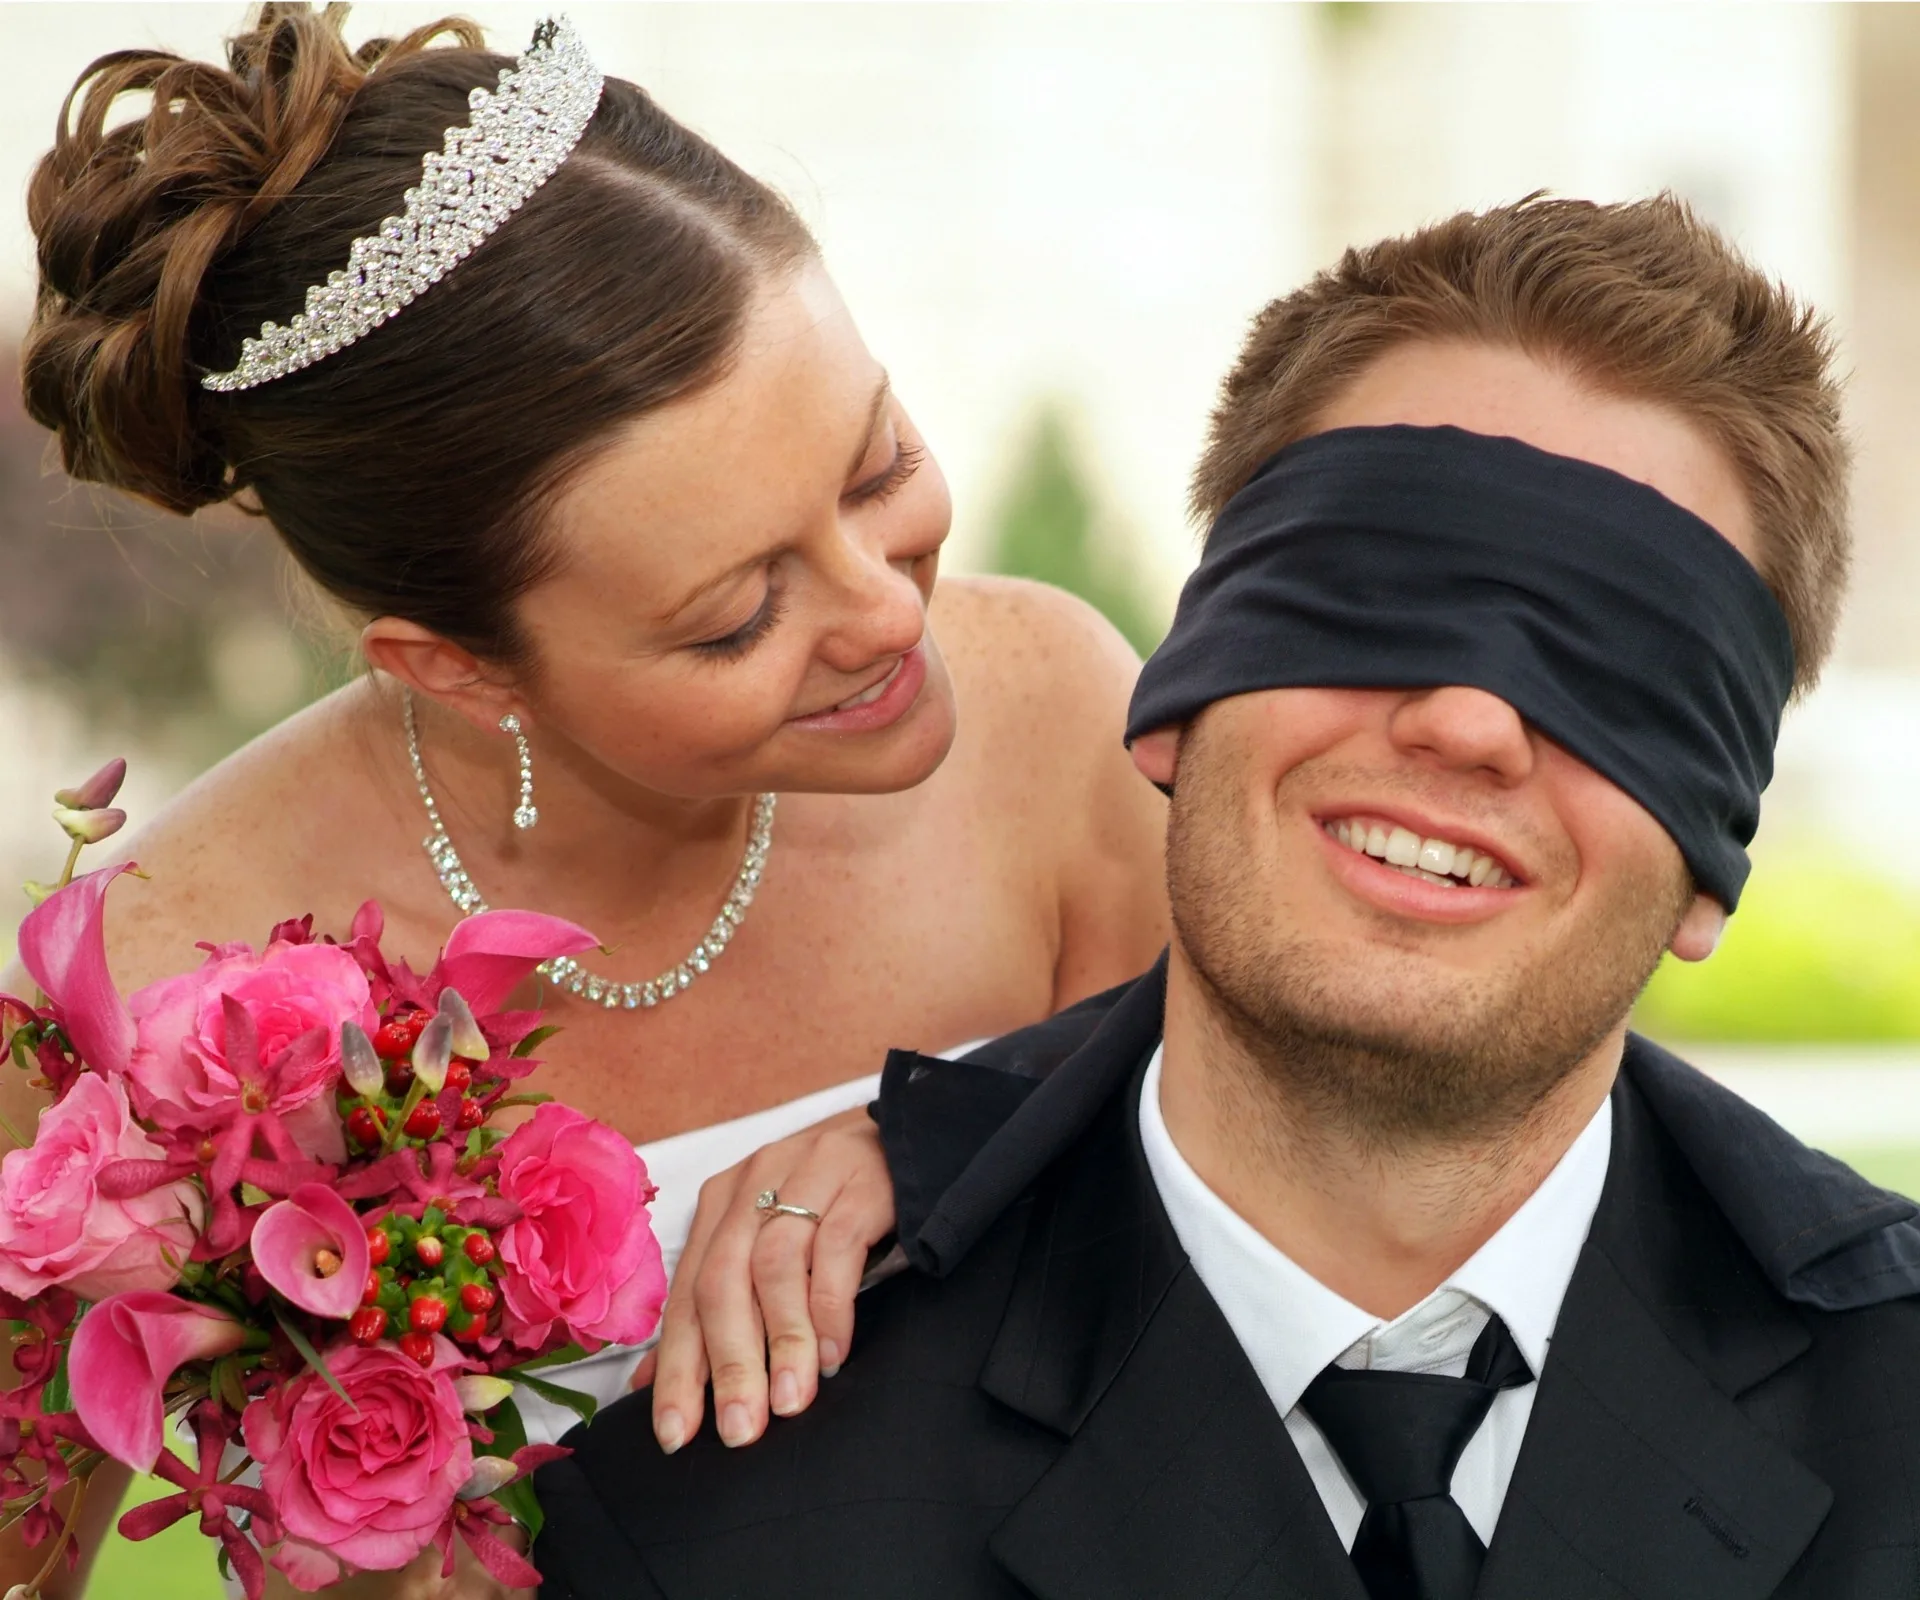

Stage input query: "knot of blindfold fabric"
[{"left": 1297, "top": 1313, "right": 1533, "bottom": 1600}]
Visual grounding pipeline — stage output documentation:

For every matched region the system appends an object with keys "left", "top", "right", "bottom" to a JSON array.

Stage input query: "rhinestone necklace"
[{"left": 403, "top": 690, "right": 776, "bottom": 1012}]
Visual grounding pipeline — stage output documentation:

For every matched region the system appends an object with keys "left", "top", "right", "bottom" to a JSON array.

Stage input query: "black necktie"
[{"left": 1298, "top": 1313, "right": 1534, "bottom": 1600}]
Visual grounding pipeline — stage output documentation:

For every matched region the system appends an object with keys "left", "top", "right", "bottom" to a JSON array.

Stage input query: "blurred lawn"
[
  {"left": 97, "top": 1473, "right": 226, "bottom": 1599},
  {"left": 1637, "top": 849, "right": 1920, "bottom": 1041}
]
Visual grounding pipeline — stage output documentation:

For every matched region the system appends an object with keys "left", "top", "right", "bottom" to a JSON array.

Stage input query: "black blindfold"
[{"left": 1128, "top": 425, "right": 1795, "bottom": 909}]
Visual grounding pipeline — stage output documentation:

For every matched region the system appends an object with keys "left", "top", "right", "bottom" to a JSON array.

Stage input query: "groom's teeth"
[{"left": 1322, "top": 816, "right": 1516, "bottom": 889}]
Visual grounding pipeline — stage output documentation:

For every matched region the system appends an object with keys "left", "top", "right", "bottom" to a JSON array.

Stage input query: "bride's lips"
[{"left": 786, "top": 645, "right": 927, "bottom": 734}]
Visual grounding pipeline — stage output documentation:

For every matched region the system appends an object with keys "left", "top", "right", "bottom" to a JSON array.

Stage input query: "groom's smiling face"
[{"left": 1140, "top": 341, "right": 1758, "bottom": 1138}]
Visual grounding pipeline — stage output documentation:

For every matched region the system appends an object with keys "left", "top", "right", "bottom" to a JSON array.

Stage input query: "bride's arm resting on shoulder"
[{"left": 644, "top": 579, "right": 1170, "bottom": 1451}]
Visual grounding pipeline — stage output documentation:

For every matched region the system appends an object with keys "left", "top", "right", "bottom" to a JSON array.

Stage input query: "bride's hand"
[{"left": 633, "top": 1104, "right": 895, "bottom": 1453}]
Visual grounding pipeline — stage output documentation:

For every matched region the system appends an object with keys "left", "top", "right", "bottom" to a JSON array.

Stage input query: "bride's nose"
[{"left": 813, "top": 530, "right": 927, "bottom": 671}]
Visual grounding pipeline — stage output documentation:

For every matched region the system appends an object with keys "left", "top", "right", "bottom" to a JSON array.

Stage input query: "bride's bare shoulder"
[
  {"left": 931, "top": 574, "right": 1145, "bottom": 754},
  {"left": 88, "top": 681, "right": 403, "bottom": 987}
]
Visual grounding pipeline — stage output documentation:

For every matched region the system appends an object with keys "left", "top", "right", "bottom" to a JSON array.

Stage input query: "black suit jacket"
[{"left": 534, "top": 960, "right": 1920, "bottom": 1598}]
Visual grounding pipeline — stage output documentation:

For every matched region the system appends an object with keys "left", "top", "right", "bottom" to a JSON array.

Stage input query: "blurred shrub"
[
  {"left": 988, "top": 405, "right": 1164, "bottom": 656},
  {"left": 0, "top": 359, "right": 335, "bottom": 770},
  {"left": 1635, "top": 849, "right": 1920, "bottom": 1041}
]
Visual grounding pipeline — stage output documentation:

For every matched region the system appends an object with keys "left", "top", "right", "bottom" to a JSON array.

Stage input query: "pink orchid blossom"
[
  {"left": 251, "top": 1185, "right": 370, "bottom": 1320},
  {"left": 185, "top": 1000, "right": 339, "bottom": 1258},
  {"left": 116, "top": 1402, "right": 279, "bottom": 1600},
  {"left": 0, "top": 1073, "right": 201, "bottom": 1302},
  {"left": 16, "top": 865, "right": 139, "bottom": 1081},
  {"left": 69, "top": 1292, "right": 249, "bottom": 1472},
  {"left": 430, "top": 1445, "right": 569, "bottom": 1589},
  {"left": 126, "top": 937, "right": 373, "bottom": 1148}
]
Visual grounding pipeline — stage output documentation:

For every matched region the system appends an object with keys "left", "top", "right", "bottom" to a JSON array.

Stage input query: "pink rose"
[
  {"left": 69, "top": 1292, "right": 249, "bottom": 1472},
  {"left": 243, "top": 1337, "right": 473, "bottom": 1587},
  {"left": 495, "top": 1104, "right": 666, "bottom": 1351},
  {"left": 126, "top": 940, "right": 374, "bottom": 1155},
  {"left": 0, "top": 1074, "right": 202, "bottom": 1301}
]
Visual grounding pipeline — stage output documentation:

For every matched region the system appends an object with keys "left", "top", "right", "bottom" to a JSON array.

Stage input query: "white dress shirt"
[{"left": 1138, "top": 1044, "right": 1611, "bottom": 1550}]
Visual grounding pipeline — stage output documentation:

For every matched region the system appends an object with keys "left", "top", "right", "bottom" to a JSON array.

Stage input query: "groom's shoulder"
[
  {"left": 531, "top": 1191, "right": 1055, "bottom": 1599},
  {"left": 1620, "top": 1033, "right": 1920, "bottom": 1318}
]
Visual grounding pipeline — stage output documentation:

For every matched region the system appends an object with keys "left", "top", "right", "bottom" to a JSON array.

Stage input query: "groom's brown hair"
[{"left": 1192, "top": 193, "right": 1850, "bottom": 692}]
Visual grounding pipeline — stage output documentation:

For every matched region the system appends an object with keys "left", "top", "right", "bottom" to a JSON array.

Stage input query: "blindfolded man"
[{"left": 535, "top": 194, "right": 1920, "bottom": 1600}]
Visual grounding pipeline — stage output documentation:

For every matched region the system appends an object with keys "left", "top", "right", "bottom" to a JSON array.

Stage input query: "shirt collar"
[{"left": 1137, "top": 1042, "right": 1612, "bottom": 1412}]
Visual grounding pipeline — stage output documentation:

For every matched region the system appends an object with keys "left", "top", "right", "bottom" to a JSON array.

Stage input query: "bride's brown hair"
[{"left": 22, "top": 4, "right": 814, "bottom": 667}]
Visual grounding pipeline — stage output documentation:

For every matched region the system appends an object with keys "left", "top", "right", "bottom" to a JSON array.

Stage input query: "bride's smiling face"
[{"left": 511, "top": 262, "right": 957, "bottom": 799}]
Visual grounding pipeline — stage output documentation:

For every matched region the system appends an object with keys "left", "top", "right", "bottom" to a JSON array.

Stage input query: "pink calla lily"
[
  {"left": 69, "top": 1292, "right": 248, "bottom": 1472},
  {"left": 252, "top": 1184, "right": 371, "bottom": 1320},
  {"left": 16, "top": 865, "right": 138, "bottom": 1079},
  {"left": 429, "top": 910, "right": 598, "bottom": 1015}
]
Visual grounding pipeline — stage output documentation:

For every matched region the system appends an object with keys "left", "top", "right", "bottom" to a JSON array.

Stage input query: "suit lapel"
[
  {"left": 977, "top": 1058, "right": 1364, "bottom": 1600},
  {"left": 1477, "top": 1074, "right": 1832, "bottom": 1600}
]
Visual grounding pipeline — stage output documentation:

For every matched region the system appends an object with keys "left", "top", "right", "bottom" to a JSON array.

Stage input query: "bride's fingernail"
[
  {"left": 818, "top": 1340, "right": 842, "bottom": 1377},
  {"left": 771, "top": 1371, "right": 799, "bottom": 1416},
  {"left": 719, "top": 1403, "right": 753, "bottom": 1448},
  {"left": 656, "top": 1411, "right": 685, "bottom": 1455}
]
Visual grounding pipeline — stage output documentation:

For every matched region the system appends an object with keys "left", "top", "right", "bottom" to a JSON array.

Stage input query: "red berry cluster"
[
  {"left": 348, "top": 1211, "right": 503, "bottom": 1365},
  {"left": 340, "top": 1007, "right": 496, "bottom": 1153}
]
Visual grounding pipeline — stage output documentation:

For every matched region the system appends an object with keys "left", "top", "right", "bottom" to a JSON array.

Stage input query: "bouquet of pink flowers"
[{"left": 0, "top": 762, "right": 666, "bottom": 1596}]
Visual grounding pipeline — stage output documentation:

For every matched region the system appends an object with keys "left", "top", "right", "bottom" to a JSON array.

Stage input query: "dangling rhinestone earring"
[{"left": 500, "top": 712, "right": 538, "bottom": 830}]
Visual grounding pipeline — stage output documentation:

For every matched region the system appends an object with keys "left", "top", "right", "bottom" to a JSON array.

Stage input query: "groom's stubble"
[{"left": 1164, "top": 713, "right": 1695, "bottom": 1152}]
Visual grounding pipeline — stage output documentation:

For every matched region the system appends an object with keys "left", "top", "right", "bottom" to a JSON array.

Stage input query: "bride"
[{"left": 3, "top": 7, "right": 1168, "bottom": 1596}]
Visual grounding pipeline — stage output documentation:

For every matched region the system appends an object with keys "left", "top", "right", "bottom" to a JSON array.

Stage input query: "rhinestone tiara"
[{"left": 200, "top": 16, "right": 603, "bottom": 394}]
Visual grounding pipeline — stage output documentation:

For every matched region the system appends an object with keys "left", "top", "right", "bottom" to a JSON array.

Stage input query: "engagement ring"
[{"left": 754, "top": 1189, "right": 824, "bottom": 1224}]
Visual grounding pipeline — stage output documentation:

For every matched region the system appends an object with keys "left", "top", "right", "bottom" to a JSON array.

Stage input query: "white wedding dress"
[{"left": 512, "top": 1069, "right": 888, "bottom": 1446}]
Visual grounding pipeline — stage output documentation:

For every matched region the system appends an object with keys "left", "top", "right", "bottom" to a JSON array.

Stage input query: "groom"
[{"left": 533, "top": 195, "right": 1920, "bottom": 1598}]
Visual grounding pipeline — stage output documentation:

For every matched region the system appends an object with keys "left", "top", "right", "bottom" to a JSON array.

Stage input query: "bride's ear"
[{"left": 360, "top": 617, "right": 523, "bottom": 734}]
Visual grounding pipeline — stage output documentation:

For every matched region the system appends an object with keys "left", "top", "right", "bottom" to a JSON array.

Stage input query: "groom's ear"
[
  {"left": 360, "top": 618, "right": 523, "bottom": 735},
  {"left": 1129, "top": 727, "right": 1181, "bottom": 789},
  {"left": 1667, "top": 891, "right": 1727, "bottom": 963}
]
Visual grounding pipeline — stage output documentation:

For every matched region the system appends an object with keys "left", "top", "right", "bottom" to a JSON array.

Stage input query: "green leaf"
[
  {"left": 509, "top": 1373, "right": 596, "bottom": 1426},
  {"left": 212, "top": 1354, "right": 249, "bottom": 1414},
  {"left": 482, "top": 1394, "right": 529, "bottom": 1457},
  {"left": 238, "top": 1182, "right": 272, "bottom": 1208},
  {"left": 43, "top": 1340, "right": 71, "bottom": 1416},
  {"left": 503, "top": 1341, "right": 588, "bottom": 1375},
  {"left": 476, "top": 1396, "right": 546, "bottom": 1539},
  {"left": 511, "top": 1023, "right": 563, "bottom": 1059},
  {"left": 272, "top": 1310, "right": 357, "bottom": 1413},
  {"left": 492, "top": 1471, "right": 544, "bottom": 1540}
]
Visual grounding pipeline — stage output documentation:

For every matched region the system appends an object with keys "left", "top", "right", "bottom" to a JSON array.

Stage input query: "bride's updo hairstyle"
[{"left": 23, "top": 5, "right": 815, "bottom": 669}]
